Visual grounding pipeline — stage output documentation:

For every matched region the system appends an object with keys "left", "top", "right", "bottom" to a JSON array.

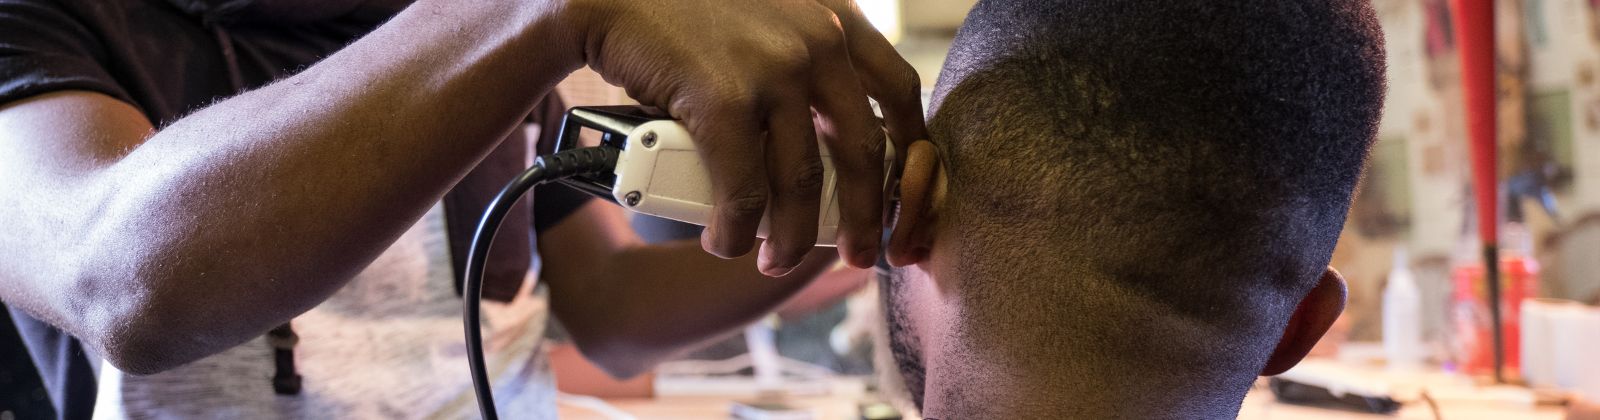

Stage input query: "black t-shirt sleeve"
[{"left": 0, "top": 0, "right": 133, "bottom": 106}]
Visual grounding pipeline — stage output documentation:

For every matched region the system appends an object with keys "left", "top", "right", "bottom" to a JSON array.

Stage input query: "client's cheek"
[{"left": 896, "top": 268, "right": 944, "bottom": 319}]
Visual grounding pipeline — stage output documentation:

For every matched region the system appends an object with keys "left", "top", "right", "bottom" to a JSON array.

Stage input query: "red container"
[{"left": 1451, "top": 255, "right": 1539, "bottom": 378}]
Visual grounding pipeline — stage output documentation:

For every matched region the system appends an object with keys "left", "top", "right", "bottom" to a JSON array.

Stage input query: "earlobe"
[
  {"left": 887, "top": 140, "right": 941, "bottom": 267},
  {"left": 1260, "top": 267, "right": 1347, "bottom": 376}
]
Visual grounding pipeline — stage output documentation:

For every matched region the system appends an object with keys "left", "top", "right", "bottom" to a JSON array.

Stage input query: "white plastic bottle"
[{"left": 1384, "top": 246, "right": 1424, "bottom": 371}]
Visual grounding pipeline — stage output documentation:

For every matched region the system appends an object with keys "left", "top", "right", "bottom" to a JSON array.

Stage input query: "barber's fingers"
[
  {"left": 822, "top": 1, "right": 930, "bottom": 154},
  {"left": 807, "top": 18, "right": 886, "bottom": 269},
  {"left": 689, "top": 103, "right": 769, "bottom": 259},
  {"left": 851, "top": 33, "right": 927, "bottom": 157},
  {"left": 758, "top": 101, "right": 825, "bottom": 276}
]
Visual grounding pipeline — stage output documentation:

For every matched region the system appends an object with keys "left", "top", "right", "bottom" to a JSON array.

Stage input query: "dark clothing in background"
[
  {"left": 0, "top": 0, "right": 589, "bottom": 417},
  {"left": 1, "top": 309, "right": 75, "bottom": 420}
]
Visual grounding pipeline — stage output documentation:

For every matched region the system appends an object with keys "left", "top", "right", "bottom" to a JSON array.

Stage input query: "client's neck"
[
  {"left": 918, "top": 351, "right": 1257, "bottom": 419},
  {"left": 911, "top": 291, "right": 1266, "bottom": 420}
]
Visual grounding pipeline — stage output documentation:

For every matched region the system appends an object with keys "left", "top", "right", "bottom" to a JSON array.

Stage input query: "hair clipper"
[{"left": 551, "top": 106, "right": 894, "bottom": 247}]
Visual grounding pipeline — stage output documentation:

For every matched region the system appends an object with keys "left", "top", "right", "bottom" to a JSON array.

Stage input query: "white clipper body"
[{"left": 610, "top": 120, "right": 893, "bottom": 247}]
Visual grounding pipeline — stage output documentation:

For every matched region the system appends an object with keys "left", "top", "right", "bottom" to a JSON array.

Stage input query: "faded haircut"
[{"left": 919, "top": 0, "right": 1385, "bottom": 410}]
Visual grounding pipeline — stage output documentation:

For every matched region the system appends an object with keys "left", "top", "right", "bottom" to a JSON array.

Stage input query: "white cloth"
[{"left": 93, "top": 204, "right": 556, "bottom": 419}]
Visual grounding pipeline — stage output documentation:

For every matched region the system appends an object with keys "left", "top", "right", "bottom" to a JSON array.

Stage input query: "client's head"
[{"left": 880, "top": 0, "right": 1385, "bottom": 417}]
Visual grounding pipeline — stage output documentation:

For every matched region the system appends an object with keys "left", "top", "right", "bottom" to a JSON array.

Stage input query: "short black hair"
[{"left": 913, "top": 0, "right": 1384, "bottom": 412}]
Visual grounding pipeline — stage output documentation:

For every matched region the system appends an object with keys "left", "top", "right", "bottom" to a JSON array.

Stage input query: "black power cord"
[{"left": 464, "top": 146, "right": 620, "bottom": 420}]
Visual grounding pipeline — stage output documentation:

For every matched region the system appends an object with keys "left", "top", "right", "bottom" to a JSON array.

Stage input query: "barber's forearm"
[
  {"left": 79, "top": 0, "right": 581, "bottom": 373},
  {"left": 549, "top": 242, "right": 836, "bottom": 378}
]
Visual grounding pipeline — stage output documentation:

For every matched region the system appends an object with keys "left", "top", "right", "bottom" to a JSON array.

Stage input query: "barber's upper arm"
[
  {"left": 0, "top": 91, "right": 153, "bottom": 178},
  {"left": 0, "top": 91, "right": 152, "bottom": 326}
]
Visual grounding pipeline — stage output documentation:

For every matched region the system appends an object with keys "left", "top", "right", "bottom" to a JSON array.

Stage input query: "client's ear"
[
  {"left": 1260, "top": 267, "right": 1347, "bottom": 376},
  {"left": 887, "top": 140, "right": 943, "bottom": 267}
]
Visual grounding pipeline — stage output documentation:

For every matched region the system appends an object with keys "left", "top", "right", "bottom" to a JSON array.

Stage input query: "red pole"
[{"left": 1448, "top": 0, "right": 1502, "bottom": 383}]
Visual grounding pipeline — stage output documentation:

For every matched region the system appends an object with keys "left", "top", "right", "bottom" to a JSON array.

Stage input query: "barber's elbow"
[
  {"left": 70, "top": 216, "right": 266, "bottom": 374},
  {"left": 79, "top": 295, "right": 191, "bottom": 375},
  {"left": 96, "top": 322, "right": 197, "bottom": 375},
  {"left": 75, "top": 262, "right": 213, "bottom": 375}
]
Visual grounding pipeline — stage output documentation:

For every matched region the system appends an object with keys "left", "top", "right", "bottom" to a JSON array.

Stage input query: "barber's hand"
[{"left": 564, "top": 0, "right": 928, "bottom": 276}]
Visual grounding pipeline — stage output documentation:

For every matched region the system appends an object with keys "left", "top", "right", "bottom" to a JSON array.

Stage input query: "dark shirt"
[{"left": 0, "top": 0, "right": 589, "bottom": 417}]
